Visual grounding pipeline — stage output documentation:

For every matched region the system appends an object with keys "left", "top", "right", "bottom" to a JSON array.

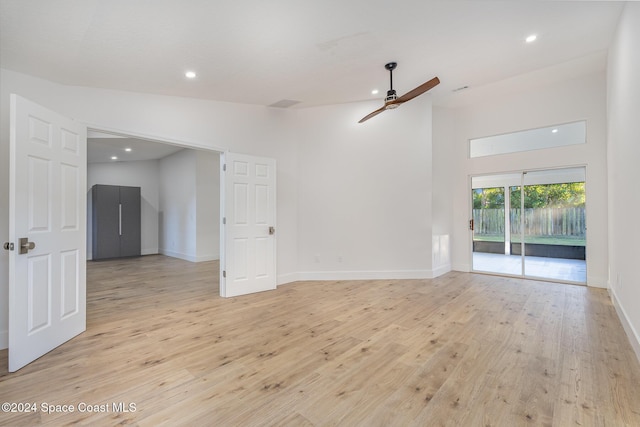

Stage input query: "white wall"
[
  {"left": 432, "top": 107, "right": 455, "bottom": 275},
  {"left": 294, "top": 95, "right": 439, "bottom": 280},
  {"left": 606, "top": 3, "right": 640, "bottom": 360},
  {"left": 87, "top": 159, "right": 161, "bottom": 258},
  {"left": 159, "top": 149, "right": 197, "bottom": 261},
  {"left": 158, "top": 149, "right": 220, "bottom": 262},
  {"left": 445, "top": 70, "right": 609, "bottom": 288},
  {"left": 196, "top": 151, "right": 220, "bottom": 261}
]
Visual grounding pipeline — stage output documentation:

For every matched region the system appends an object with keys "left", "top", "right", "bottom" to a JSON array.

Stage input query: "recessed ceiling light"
[
  {"left": 525, "top": 34, "right": 537, "bottom": 43},
  {"left": 125, "top": 148, "right": 132, "bottom": 152},
  {"left": 371, "top": 89, "right": 379, "bottom": 95},
  {"left": 552, "top": 129, "right": 558, "bottom": 133},
  {"left": 185, "top": 71, "right": 197, "bottom": 79},
  {"left": 111, "top": 156, "right": 118, "bottom": 160}
]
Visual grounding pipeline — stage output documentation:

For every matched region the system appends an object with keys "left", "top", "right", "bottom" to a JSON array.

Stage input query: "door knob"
[{"left": 19, "top": 238, "right": 35, "bottom": 254}]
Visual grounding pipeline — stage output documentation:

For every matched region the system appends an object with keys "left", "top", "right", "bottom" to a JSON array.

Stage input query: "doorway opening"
[
  {"left": 471, "top": 167, "right": 586, "bottom": 284},
  {"left": 86, "top": 129, "right": 223, "bottom": 286}
]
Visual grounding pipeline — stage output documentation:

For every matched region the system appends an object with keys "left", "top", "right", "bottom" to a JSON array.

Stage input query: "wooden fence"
[{"left": 473, "top": 207, "right": 586, "bottom": 237}]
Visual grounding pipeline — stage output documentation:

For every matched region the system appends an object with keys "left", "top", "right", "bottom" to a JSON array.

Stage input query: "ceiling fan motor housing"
[
  {"left": 385, "top": 89, "right": 397, "bottom": 102},
  {"left": 385, "top": 90, "right": 399, "bottom": 108}
]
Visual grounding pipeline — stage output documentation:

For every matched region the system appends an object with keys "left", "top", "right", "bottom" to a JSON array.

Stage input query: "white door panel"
[
  {"left": 9, "top": 94, "right": 87, "bottom": 372},
  {"left": 221, "top": 153, "right": 276, "bottom": 297}
]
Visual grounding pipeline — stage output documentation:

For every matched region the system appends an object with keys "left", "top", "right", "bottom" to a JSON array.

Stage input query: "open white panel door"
[
  {"left": 221, "top": 152, "right": 276, "bottom": 297},
  {"left": 8, "top": 94, "right": 87, "bottom": 372}
]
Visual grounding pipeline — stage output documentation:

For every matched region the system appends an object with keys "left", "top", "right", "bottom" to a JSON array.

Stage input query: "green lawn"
[{"left": 473, "top": 234, "right": 586, "bottom": 246}]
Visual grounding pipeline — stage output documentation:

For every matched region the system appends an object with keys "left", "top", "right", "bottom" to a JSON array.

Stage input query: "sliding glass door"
[
  {"left": 471, "top": 173, "right": 522, "bottom": 276},
  {"left": 472, "top": 167, "right": 586, "bottom": 284},
  {"left": 520, "top": 169, "right": 586, "bottom": 282}
]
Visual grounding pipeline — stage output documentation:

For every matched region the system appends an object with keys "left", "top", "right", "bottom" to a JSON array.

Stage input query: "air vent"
[
  {"left": 452, "top": 85, "right": 469, "bottom": 92},
  {"left": 269, "top": 99, "right": 301, "bottom": 108}
]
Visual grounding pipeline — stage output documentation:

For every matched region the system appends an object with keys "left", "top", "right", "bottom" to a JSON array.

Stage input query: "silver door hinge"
[
  {"left": 223, "top": 217, "right": 226, "bottom": 225},
  {"left": 223, "top": 164, "right": 226, "bottom": 172},
  {"left": 222, "top": 270, "right": 226, "bottom": 278},
  {"left": 3, "top": 242, "right": 14, "bottom": 251}
]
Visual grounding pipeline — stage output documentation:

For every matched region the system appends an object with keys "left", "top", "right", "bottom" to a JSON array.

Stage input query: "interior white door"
[
  {"left": 221, "top": 152, "right": 276, "bottom": 297},
  {"left": 8, "top": 94, "right": 87, "bottom": 372}
]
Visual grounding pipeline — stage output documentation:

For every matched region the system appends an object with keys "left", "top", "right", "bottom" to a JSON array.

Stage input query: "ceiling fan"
[{"left": 359, "top": 62, "right": 440, "bottom": 123}]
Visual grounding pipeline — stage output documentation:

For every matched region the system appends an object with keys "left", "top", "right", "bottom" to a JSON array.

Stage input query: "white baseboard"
[
  {"left": 452, "top": 263, "right": 471, "bottom": 272},
  {"left": 432, "top": 264, "right": 452, "bottom": 278},
  {"left": 160, "top": 250, "right": 220, "bottom": 262},
  {"left": 609, "top": 287, "right": 640, "bottom": 364},
  {"left": 0, "top": 330, "right": 7, "bottom": 350},
  {"left": 195, "top": 254, "right": 219, "bottom": 262},
  {"left": 277, "top": 267, "right": 451, "bottom": 286},
  {"left": 277, "top": 272, "right": 300, "bottom": 285},
  {"left": 587, "top": 275, "right": 608, "bottom": 289},
  {"left": 296, "top": 268, "right": 447, "bottom": 282},
  {"left": 160, "top": 249, "right": 197, "bottom": 262},
  {"left": 160, "top": 249, "right": 219, "bottom": 263}
]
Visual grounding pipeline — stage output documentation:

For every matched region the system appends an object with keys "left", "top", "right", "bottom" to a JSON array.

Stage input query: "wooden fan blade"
[
  {"left": 358, "top": 106, "right": 387, "bottom": 123},
  {"left": 395, "top": 76, "right": 440, "bottom": 104}
]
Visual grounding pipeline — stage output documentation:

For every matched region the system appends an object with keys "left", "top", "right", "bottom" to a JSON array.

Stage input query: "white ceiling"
[
  {"left": 87, "top": 131, "right": 184, "bottom": 163},
  {"left": 0, "top": 0, "right": 625, "bottom": 108}
]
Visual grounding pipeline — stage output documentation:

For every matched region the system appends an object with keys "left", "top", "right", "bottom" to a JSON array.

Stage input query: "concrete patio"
[{"left": 473, "top": 252, "right": 587, "bottom": 283}]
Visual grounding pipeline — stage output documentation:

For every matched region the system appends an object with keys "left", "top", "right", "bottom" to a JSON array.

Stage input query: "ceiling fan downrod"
[{"left": 385, "top": 62, "right": 399, "bottom": 106}]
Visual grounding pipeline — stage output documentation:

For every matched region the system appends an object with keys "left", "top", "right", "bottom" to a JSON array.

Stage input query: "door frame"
[
  {"left": 469, "top": 164, "right": 588, "bottom": 285},
  {"left": 84, "top": 124, "right": 228, "bottom": 292}
]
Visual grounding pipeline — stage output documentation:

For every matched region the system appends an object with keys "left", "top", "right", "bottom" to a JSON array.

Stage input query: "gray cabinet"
[{"left": 92, "top": 184, "right": 141, "bottom": 260}]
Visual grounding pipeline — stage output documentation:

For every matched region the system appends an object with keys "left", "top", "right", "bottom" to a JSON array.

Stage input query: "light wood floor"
[{"left": 1, "top": 255, "right": 639, "bottom": 426}]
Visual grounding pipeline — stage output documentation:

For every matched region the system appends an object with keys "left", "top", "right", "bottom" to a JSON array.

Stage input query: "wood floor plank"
[
  {"left": 1, "top": 255, "right": 639, "bottom": 426},
  {"left": 367, "top": 340, "right": 471, "bottom": 425}
]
